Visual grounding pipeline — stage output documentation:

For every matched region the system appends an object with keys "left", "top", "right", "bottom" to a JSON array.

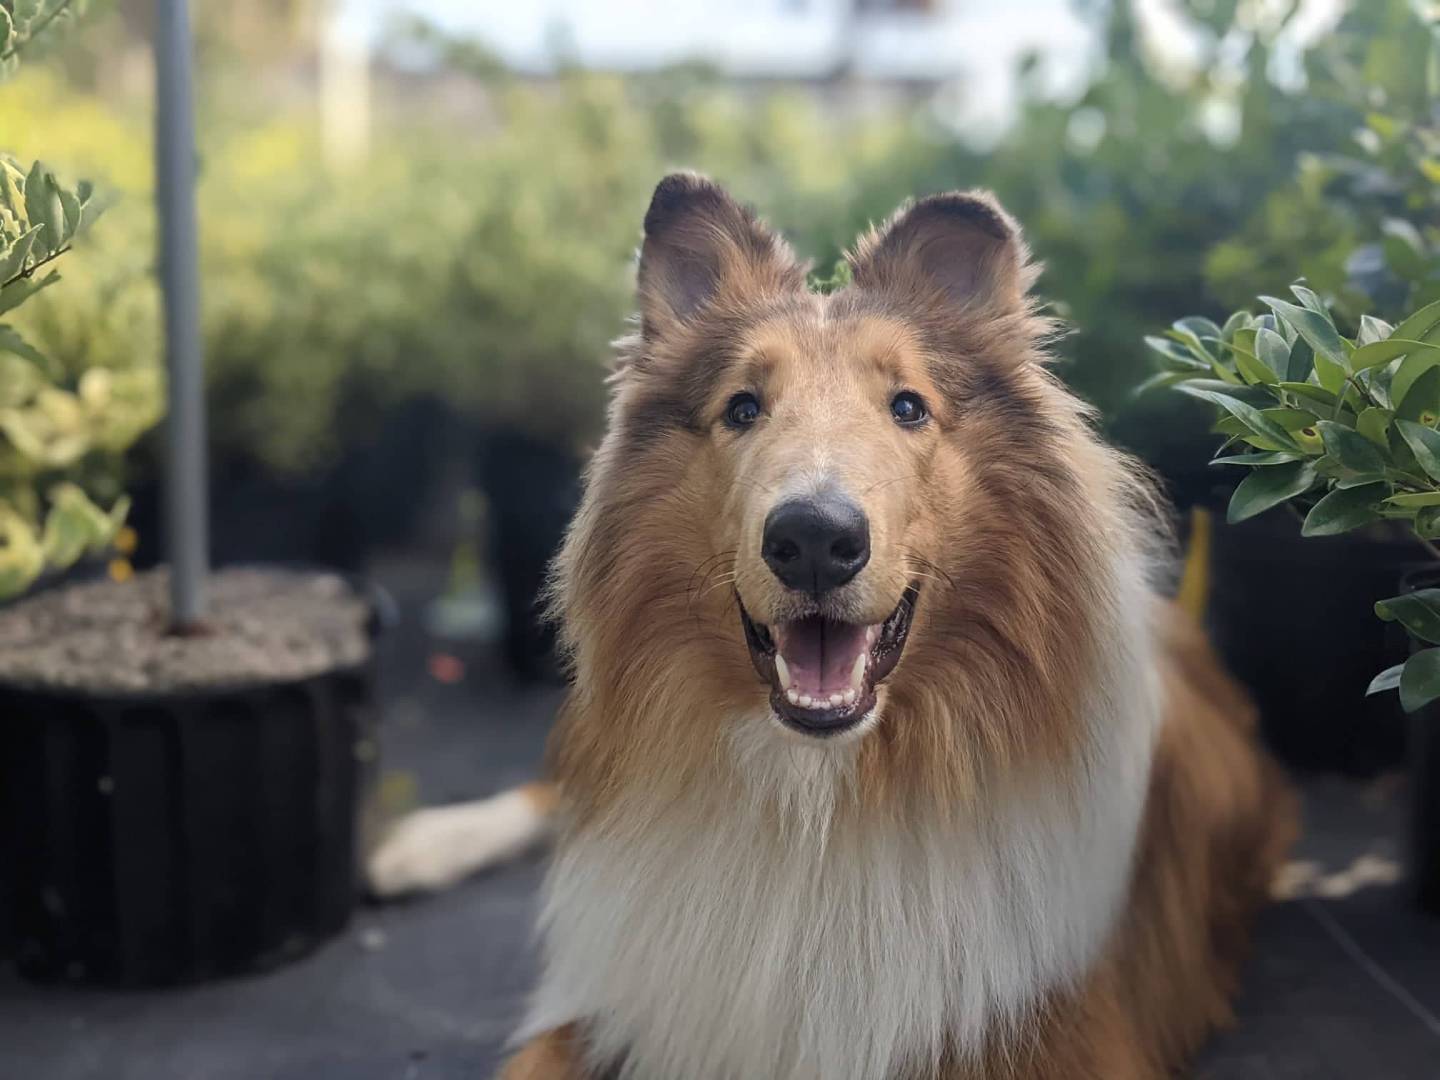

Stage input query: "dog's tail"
[{"left": 366, "top": 781, "right": 559, "bottom": 898}]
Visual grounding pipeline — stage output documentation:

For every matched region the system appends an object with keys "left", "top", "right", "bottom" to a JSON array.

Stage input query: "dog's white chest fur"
[{"left": 523, "top": 593, "right": 1159, "bottom": 1080}]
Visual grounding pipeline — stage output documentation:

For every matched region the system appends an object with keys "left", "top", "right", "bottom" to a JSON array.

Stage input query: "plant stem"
[
  {"left": 0, "top": 0, "right": 76, "bottom": 63},
  {"left": 1416, "top": 535, "right": 1440, "bottom": 563},
  {"left": 0, "top": 243, "right": 70, "bottom": 291}
]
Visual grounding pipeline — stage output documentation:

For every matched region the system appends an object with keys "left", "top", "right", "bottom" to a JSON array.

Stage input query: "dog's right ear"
[{"left": 637, "top": 173, "right": 802, "bottom": 341}]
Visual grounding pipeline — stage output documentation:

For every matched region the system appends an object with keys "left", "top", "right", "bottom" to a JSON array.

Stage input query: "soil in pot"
[{"left": 0, "top": 567, "right": 381, "bottom": 986}]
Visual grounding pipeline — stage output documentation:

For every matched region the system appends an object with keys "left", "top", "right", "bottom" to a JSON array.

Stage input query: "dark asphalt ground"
[{"left": 2, "top": 557, "right": 1438, "bottom": 1079}]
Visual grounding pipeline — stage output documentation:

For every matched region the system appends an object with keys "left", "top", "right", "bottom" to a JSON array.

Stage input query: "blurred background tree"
[
  {"left": 0, "top": 0, "right": 161, "bottom": 597},
  {"left": 2, "top": 0, "right": 1434, "bottom": 574}
]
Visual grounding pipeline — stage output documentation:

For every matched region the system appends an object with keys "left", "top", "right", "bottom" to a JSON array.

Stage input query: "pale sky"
[{"left": 338, "top": 0, "right": 1348, "bottom": 136}]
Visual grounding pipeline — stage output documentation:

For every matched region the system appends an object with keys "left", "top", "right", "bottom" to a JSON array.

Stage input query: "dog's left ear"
[
  {"left": 848, "top": 190, "right": 1030, "bottom": 313},
  {"left": 637, "top": 172, "right": 803, "bottom": 341}
]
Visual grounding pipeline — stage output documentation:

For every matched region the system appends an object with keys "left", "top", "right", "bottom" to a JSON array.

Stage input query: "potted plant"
[
  {"left": 0, "top": 0, "right": 385, "bottom": 984},
  {"left": 1142, "top": 285, "right": 1440, "bottom": 913}
]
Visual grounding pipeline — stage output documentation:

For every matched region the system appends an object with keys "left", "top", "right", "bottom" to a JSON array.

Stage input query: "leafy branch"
[
  {"left": 1142, "top": 287, "right": 1440, "bottom": 712},
  {"left": 0, "top": 241, "right": 67, "bottom": 291},
  {"left": 0, "top": 0, "right": 77, "bottom": 65}
]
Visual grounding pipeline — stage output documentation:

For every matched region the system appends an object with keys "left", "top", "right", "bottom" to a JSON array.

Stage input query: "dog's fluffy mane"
[{"left": 517, "top": 178, "right": 1188, "bottom": 1079}]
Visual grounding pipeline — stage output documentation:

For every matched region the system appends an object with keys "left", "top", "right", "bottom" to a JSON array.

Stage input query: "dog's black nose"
[{"left": 762, "top": 494, "right": 871, "bottom": 595}]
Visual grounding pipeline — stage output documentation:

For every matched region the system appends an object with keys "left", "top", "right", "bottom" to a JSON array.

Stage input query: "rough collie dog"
[{"left": 370, "top": 174, "right": 1296, "bottom": 1080}]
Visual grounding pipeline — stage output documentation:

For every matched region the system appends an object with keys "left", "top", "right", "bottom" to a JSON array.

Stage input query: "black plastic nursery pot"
[
  {"left": 1208, "top": 512, "right": 1415, "bottom": 775},
  {"left": 475, "top": 426, "right": 582, "bottom": 684},
  {"left": 1397, "top": 568, "right": 1440, "bottom": 917},
  {"left": 0, "top": 568, "right": 386, "bottom": 986}
]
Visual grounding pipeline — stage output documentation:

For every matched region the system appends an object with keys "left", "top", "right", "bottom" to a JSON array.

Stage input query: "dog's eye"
[
  {"left": 890, "top": 391, "right": 927, "bottom": 425},
  {"left": 725, "top": 392, "right": 762, "bottom": 428}
]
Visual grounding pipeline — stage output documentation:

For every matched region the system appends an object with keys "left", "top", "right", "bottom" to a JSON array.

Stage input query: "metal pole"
[{"left": 154, "top": 0, "right": 208, "bottom": 628}]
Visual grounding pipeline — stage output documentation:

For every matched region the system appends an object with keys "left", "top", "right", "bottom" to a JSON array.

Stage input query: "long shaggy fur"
[{"left": 488, "top": 175, "right": 1297, "bottom": 1080}]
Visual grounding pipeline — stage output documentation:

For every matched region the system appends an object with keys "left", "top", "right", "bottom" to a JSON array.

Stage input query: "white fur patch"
[
  {"left": 522, "top": 556, "right": 1161, "bottom": 1079},
  {"left": 367, "top": 789, "right": 548, "bottom": 898}
]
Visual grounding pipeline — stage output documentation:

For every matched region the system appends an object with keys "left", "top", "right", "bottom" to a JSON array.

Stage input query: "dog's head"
[{"left": 555, "top": 174, "right": 1137, "bottom": 786}]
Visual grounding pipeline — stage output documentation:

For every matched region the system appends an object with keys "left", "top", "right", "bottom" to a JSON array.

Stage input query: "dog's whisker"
[
  {"left": 686, "top": 550, "right": 738, "bottom": 594},
  {"left": 862, "top": 472, "right": 921, "bottom": 496},
  {"left": 696, "top": 574, "right": 739, "bottom": 601}
]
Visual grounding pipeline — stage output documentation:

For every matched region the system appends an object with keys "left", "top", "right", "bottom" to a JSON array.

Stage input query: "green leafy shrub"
[
  {"left": 1145, "top": 287, "right": 1440, "bottom": 712},
  {"left": 0, "top": 0, "right": 161, "bottom": 598}
]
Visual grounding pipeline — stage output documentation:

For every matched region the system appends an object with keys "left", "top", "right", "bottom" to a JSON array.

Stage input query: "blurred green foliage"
[
  {"left": 1139, "top": 1, "right": 1440, "bottom": 710},
  {"left": 2, "top": 0, "right": 1435, "bottom": 499},
  {"left": 0, "top": 0, "right": 159, "bottom": 598}
]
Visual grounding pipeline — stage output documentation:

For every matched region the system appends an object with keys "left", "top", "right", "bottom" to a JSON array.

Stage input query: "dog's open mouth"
[{"left": 741, "top": 586, "right": 918, "bottom": 736}]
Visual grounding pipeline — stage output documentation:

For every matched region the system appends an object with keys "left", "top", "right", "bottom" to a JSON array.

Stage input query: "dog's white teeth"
[
  {"left": 850, "top": 651, "right": 868, "bottom": 692},
  {"left": 842, "top": 688, "right": 856, "bottom": 705},
  {"left": 828, "top": 693, "right": 843, "bottom": 707},
  {"left": 798, "top": 694, "right": 814, "bottom": 709},
  {"left": 775, "top": 653, "right": 791, "bottom": 689},
  {"left": 786, "top": 688, "right": 799, "bottom": 705}
]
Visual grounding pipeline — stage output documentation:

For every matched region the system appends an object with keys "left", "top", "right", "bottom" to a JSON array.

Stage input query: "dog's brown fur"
[{"left": 500, "top": 174, "right": 1296, "bottom": 1079}]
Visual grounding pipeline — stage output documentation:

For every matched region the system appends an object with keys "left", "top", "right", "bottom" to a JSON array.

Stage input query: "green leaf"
[
  {"left": 1386, "top": 492, "right": 1440, "bottom": 508},
  {"left": 1358, "top": 315, "right": 1395, "bottom": 345},
  {"left": 40, "top": 485, "right": 120, "bottom": 569},
  {"left": 1391, "top": 298, "right": 1440, "bottom": 345},
  {"left": 1411, "top": 506, "right": 1440, "bottom": 541},
  {"left": 1219, "top": 310, "right": 1250, "bottom": 343},
  {"left": 0, "top": 224, "right": 41, "bottom": 282},
  {"left": 1176, "top": 386, "right": 1301, "bottom": 450},
  {"left": 1334, "top": 472, "right": 1388, "bottom": 490},
  {"left": 0, "top": 268, "right": 58, "bottom": 317},
  {"left": 1376, "top": 589, "right": 1440, "bottom": 645},
  {"left": 1225, "top": 461, "right": 1316, "bottom": 523},
  {"left": 0, "top": 8, "right": 12, "bottom": 53},
  {"left": 1290, "top": 282, "right": 1328, "bottom": 314},
  {"left": 1131, "top": 370, "right": 1194, "bottom": 397},
  {"left": 1368, "top": 663, "right": 1404, "bottom": 696},
  {"left": 1262, "top": 408, "right": 1324, "bottom": 431},
  {"left": 1417, "top": 506, "right": 1440, "bottom": 540},
  {"left": 1317, "top": 420, "right": 1387, "bottom": 473},
  {"left": 1210, "top": 452, "right": 1303, "bottom": 466},
  {"left": 1231, "top": 344, "right": 1277, "bottom": 385},
  {"left": 1261, "top": 295, "right": 1348, "bottom": 372},
  {"left": 1392, "top": 353, "right": 1440, "bottom": 409},
  {"left": 0, "top": 509, "right": 43, "bottom": 599},
  {"left": 1312, "top": 350, "right": 1348, "bottom": 395},
  {"left": 1145, "top": 334, "right": 1210, "bottom": 371},
  {"left": 14, "top": 0, "right": 45, "bottom": 28},
  {"left": 22, "top": 160, "right": 56, "bottom": 255},
  {"left": 1401, "top": 648, "right": 1440, "bottom": 713},
  {"left": 1300, "top": 482, "right": 1387, "bottom": 537},
  {"left": 1396, "top": 420, "right": 1440, "bottom": 482},
  {"left": 1351, "top": 340, "right": 1440, "bottom": 372},
  {"left": 1252, "top": 327, "right": 1289, "bottom": 375},
  {"left": 1287, "top": 336, "right": 1316, "bottom": 383},
  {"left": 1165, "top": 326, "right": 1217, "bottom": 366},
  {"left": 57, "top": 186, "right": 81, "bottom": 243},
  {"left": 1276, "top": 381, "right": 1338, "bottom": 408},
  {"left": 0, "top": 324, "right": 46, "bottom": 366},
  {"left": 1174, "top": 316, "right": 1223, "bottom": 344},
  {"left": 1357, "top": 407, "right": 1393, "bottom": 450}
]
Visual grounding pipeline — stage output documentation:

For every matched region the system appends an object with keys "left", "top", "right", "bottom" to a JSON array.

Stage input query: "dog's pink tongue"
[{"left": 775, "top": 617, "right": 869, "bottom": 696}]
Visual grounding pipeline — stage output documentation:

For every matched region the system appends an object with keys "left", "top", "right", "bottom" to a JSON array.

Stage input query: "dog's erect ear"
[
  {"left": 637, "top": 173, "right": 802, "bottom": 340},
  {"left": 848, "top": 191, "right": 1029, "bottom": 312}
]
